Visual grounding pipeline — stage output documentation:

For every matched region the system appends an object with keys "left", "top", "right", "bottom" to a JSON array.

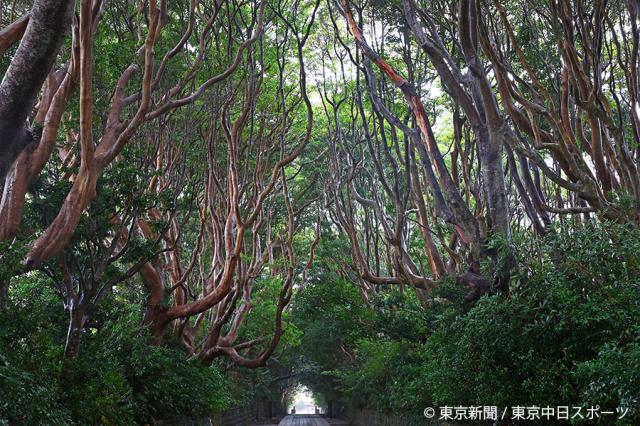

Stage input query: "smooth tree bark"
[
  {"left": 0, "top": 0, "right": 74, "bottom": 185},
  {"left": 2, "top": 0, "right": 639, "bottom": 370},
  {"left": 136, "top": 0, "right": 321, "bottom": 368},
  {"left": 335, "top": 0, "right": 509, "bottom": 300},
  {"left": 326, "top": 0, "right": 640, "bottom": 304},
  {"left": 0, "top": 13, "right": 29, "bottom": 55}
]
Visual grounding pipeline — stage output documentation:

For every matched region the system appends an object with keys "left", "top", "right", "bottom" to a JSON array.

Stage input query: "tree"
[
  {"left": 322, "top": 0, "right": 640, "bottom": 303},
  {"left": 0, "top": 0, "right": 320, "bottom": 367}
]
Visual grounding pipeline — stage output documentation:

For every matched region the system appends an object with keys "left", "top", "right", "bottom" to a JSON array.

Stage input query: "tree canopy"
[{"left": 1, "top": 0, "right": 639, "bottom": 423}]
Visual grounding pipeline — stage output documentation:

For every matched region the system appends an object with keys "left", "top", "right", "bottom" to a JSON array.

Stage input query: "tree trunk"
[
  {"left": 0, "top": 0, "right": 74, "bottom": 184},
  {"left": 64, "top": 305, "right": 87, "bottom": 360}
]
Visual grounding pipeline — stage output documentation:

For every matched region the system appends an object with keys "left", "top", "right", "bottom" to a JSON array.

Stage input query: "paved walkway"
[{"left": 278, "top": 414, "right": 330, "bottom": 426}]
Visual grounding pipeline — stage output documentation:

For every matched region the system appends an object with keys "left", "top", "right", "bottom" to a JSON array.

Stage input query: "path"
[{"left": 278, "top": 414, "right": 330, "bottom": 426}]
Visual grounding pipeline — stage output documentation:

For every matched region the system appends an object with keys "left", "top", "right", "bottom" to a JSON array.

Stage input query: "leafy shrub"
[
  {"left": 0, "top": 274, "right": 236, "bottom": 425},
  {"left": 575, "top": 341, "right": 640, "bottom": 419},
  {"left": 299, "top": 223, "right": 640, "bottom": 423},
  {"left": 64, "top": 304, "right": 236, "bottom": 424},
  {"left": 424, "top": 222, "right": 640, "bottom": 422},
  {"left": 336, "top": 338, "right": 430, "bottom": 413},
  {"left": 0, "top": 358, "right": 70, "bottom": 425}
]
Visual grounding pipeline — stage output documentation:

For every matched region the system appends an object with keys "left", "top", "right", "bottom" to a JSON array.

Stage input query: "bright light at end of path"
[{"left": 290, "top": 386, "right": 319, "bottom": 414}]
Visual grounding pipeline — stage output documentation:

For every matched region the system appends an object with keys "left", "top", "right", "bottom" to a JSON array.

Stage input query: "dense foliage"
[
  {"left": 290, "top": 223, "right": 640, "bottom": 424},
  {"left": 1, "top": 0, "right": 640, "bottom": 423},
  {"left": 0, "top": 276, "right": 238, "bottom": 425}
]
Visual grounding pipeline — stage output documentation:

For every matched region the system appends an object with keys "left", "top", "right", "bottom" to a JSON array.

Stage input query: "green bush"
[
  {"left": 0, "top": 276, "right": 69, "bottom": 425},
  {"left": 299, "top": 223, "right": 640, "bottom": 423},
  {"left": 575, "top": 341, "right": 640, "bottom": 418},
  {"left": 0, "top": 358, "right": 70, "bottom": 425},
  {"left": 63, "top": 306, "right": 237, "bottom": 424},
  {"left": 0, "top": 274, "right": 236, "bottom": 425},
  {"left": 423, "top": 222, "right": 640, "bottom": 421}
]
